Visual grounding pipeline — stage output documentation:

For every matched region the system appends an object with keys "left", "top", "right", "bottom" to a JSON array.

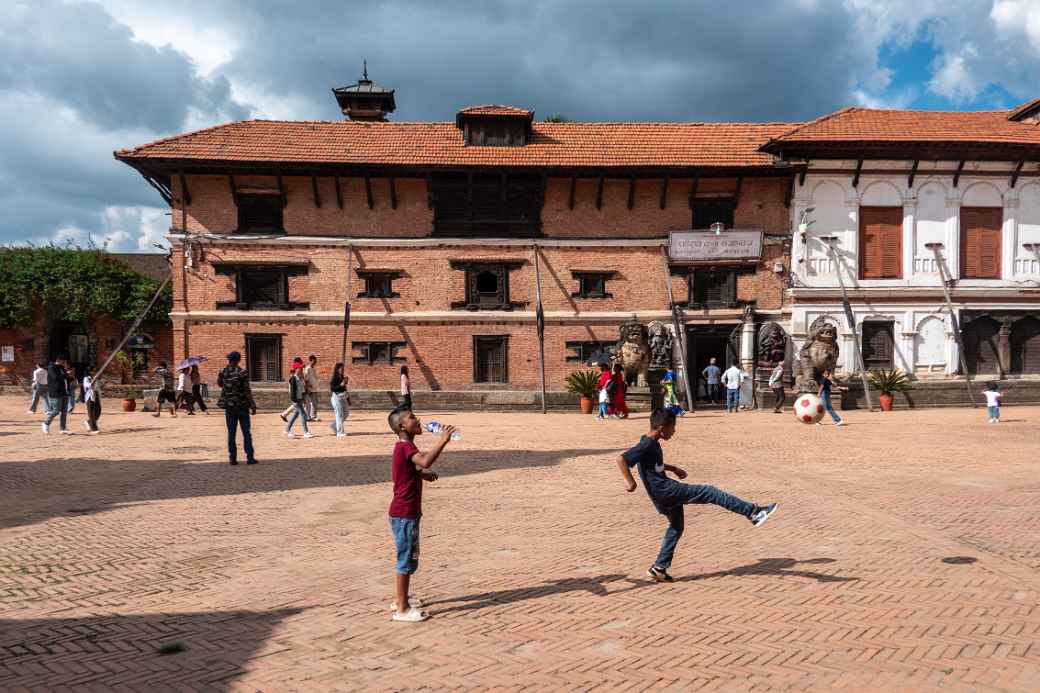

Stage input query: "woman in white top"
[
  {"left": 175, "top": 367, "right": 195, "bottom": 415},
  {"left": 400, "top": 365, "right": 412, "bottom": 410},
  {"left": 28, "top": 362, "right": 50, "bottom": 414},
  {"left": 82, "top": 367, "right": 101, "bottom": 434}
]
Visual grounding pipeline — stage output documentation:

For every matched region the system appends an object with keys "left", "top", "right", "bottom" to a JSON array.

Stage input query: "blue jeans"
[
  {"left": 45, "top": 395, "right": 68, "bottom": 431},
  {"left": 725, "top": 387, "right": 740, "bottom": 412},
  {"left": 823, "top": 393, "right": 841, "bottom": 422},
  {"left": 987, "top": 405, "right": 1000, "bottom": 420},
  {"left": 654, "top": 484, "right": 757, "bottom": 570},
  {"left": 29, "top": 384, "right": 51, "bottom": 413},
  {"left": 706, "top": 383, "right": 720, "bottom": 403},
  {"left": 286, "top": 402, "right": 309, "bottom": 433},
  {"left": 224, "top": 406, "right": 255, "bottom": 462},
  {"left": 598, "top": 401, "right": 609, "bottom": 417},
  {"left": 330, "top": 392, "right": 348, "bottom": 434},
  {"left": 390, "top": 517, "right": 420, "bottom": 575}
]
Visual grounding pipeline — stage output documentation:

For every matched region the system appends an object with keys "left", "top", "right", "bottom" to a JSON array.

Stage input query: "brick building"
[{"left": 115, "top": 72, "right": 796, "bottom": 402}]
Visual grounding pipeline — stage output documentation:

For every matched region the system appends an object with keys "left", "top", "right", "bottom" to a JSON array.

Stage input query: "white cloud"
[
  {"left": 991, "top": 0, "right": 1040, "bottom": 54},
  {"left": 929, "top": 48, "right": 982, "bottom": 102}
]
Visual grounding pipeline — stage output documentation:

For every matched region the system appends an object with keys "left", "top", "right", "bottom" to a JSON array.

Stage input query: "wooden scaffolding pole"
[
  {"left": 341, "top": 245, "right": 353, "bottom": 365},
  {"left": 533, "top": 244, "right": 547, "bottom": 414},
  {"left": 660, "top": 247, "right": 693, "bottom": 411}
]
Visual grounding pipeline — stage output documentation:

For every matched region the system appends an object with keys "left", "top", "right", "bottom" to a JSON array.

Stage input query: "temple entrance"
[{"left": 686, "top": 325, "right": 739, "bottom": 403}]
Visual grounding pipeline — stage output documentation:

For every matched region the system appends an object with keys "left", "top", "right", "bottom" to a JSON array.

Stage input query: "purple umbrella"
[{"left": 177, "top": 355, "right": 208, "bottom": 371}]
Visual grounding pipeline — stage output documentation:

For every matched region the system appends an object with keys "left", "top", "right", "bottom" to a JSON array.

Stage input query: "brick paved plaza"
[{"left": 2, "top": 397, "right": 1039, "bottom": 691}]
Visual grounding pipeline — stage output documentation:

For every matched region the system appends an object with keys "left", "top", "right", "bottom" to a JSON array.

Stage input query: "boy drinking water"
[
  {"left": 387, "top": 407, "right": 456, "bottom": 622},
  {"left": 983, "top": 382, "right": 1003, "bottom": 423},
  {"left": 617, "top": 409, "right": 779, "bottom": 582}
]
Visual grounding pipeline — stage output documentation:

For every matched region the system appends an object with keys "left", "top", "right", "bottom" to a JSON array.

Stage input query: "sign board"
[{"left": 668, "top": 229, "right": 764, "bottom": 264}]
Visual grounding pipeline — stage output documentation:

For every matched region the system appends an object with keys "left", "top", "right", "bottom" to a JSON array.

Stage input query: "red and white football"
[{"left": 793, "top": 393, "right": 825, "bottom": 424}]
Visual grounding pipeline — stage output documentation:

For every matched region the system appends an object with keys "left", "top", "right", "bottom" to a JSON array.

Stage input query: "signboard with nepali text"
[{"left": 668, "top": 229, "right": 764, "bottom": 264}]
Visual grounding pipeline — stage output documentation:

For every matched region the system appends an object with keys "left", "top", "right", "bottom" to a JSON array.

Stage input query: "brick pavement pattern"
[{"left": 1, "top": 398, "right": 1039, "bottom": 691}]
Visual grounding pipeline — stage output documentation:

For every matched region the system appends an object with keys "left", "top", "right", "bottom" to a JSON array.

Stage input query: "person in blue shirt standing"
[
  {"left": 616, "top": 409, "right": 779, "bottom": 582},
  {"left": 701, "top": 358, "right": 722, "bottom": 405},
  {"left": 817, "top": 368, "right": 846, "bottom": 426}
]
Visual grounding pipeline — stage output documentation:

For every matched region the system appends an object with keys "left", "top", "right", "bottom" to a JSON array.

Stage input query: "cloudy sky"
[{"left": 1, "top": 0, "right": 1038, "bottom": 252}]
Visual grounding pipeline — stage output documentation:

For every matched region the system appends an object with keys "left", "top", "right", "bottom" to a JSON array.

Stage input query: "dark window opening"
[
  {"left": 571, "top": 271, "right": 614, "bottom": 299},
  {"left": 861, "top": 322, "right": 895, "bottom": 369},
  {"left": 451, "top": 261, "right": 524, "bottom": 311},
  {"left": 474, "top": 336, "right": 508, "bottom": 383},
  {"left": 357, "top": 271, "right": 402, "bottom": 299},
  {"left": 565, "top": 341, "right": 611, "bottom": 363},
  {"left": 686, "top": 269, "right": 738, "bottom": 308},
  {"left": 237, "top": 194, "right": 284, "bottom": 234},
  {"left": 214, "top": 264, "right": 309, "bottom": 311},
  {"left": 430, "top": 173, "right": 543, "bottom": 237},
  {"left": 351, "top": 341, "right": 407, "bottom": 366},
  {"left": 692, "top": 199, "right": 735, "bottom": 229},
  {"left": 476, "top": 271, "right": 499, "bottom": 296},
  {"left": 246, "top": 335, "right": 282, "bottom": 382}
]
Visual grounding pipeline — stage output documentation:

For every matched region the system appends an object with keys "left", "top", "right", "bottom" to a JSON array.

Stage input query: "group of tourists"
[
  {"left": 152, "top": 362, "right": 208, "bottom": 417},
  {"left": 595, "top": 362, "right": 629, "bottom": 420},
  {"left": 29, "top": 356, "right": 102, "bottom": 435},
  {"left": 276, "top": 354, "right": 354, "bottom": 438}
]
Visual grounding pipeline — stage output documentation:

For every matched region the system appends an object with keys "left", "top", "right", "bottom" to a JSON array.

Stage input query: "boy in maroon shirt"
[{"left": 387, "top": 407, "right": 456, "bottom": 622}]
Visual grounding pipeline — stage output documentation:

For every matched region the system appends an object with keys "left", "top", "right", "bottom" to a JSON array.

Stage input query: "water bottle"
[{"left": 424, "top": 421, "right": 461, "bottom": 440}]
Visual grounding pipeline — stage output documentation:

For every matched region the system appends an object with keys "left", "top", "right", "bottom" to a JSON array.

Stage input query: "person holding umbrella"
[
  {"left": 190, "top": 364, "right": 208, "bottom": 414},
  {"left": 177, "top": 356, "right": 209, "bottom": 415}
]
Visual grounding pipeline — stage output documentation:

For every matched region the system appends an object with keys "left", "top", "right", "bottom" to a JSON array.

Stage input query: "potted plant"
[
  {"left": 123, "top": 388, "right": 140, "bottom": 412},
  {"left": 867, "top": 368, "right": 912, "bottom": 411},
  {"left": 566, "top": 369, "right": 600, "bottom": 414}
]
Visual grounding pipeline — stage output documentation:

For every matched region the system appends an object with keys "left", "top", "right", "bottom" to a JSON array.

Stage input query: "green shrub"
[
  {"left": 565, "top": 369, "right": 600, "bottom": 399},
  {"left": 867, "top": 368, "right": 913, "bottom": 395}
]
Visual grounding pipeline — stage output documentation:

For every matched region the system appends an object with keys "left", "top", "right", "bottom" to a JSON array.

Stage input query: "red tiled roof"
[
  {"left": 765, "top": 107, "right": 1040, "bottom": 147},
  {"left": 457, "top": 105, "right": 533, "bottom": 117},
  {"left": 116, "top": 120, "right": 796, "bottom": 169},
  {"left": 1008, "top": 97, "right": 1040, "bottom": 121}
]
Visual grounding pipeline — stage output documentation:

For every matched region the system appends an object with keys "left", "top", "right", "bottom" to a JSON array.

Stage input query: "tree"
[{"left": 543, "top": 114, "right": 575, "bottom": 123}]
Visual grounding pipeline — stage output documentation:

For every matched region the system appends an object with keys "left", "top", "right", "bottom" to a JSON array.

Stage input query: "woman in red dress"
[
  {"left": 610, "top": 363, "right": 629, "bottom": 418},
  {"left": 596, "top": 363, "right": 614, "bottom": 418}
]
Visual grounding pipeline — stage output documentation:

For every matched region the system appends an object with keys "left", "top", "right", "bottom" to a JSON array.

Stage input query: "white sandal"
[
  {"left": 391, "top": 607, "right": 429, "bottom": 622},
  {"left": 389, "top": 597, "right": 423, "bottom": 611}
]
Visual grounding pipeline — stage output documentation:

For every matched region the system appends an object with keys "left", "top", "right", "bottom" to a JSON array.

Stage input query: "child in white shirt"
[{"left": 983, "top": 382, "right": 1003, "bottom": 424}]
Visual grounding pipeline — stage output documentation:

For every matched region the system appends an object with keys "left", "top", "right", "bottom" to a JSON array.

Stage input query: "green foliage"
[
  {"left": 565, "top": 369, "right": 600, "bottom": 398},
  {"left": 543, "top": 114, "right": 575, "bottom": 123},
  {"left": 867, "top": 368, "right": 913, "bottom": 394},
  {"left": 0, "top": 246, "right": 171, "bottom": 329}
]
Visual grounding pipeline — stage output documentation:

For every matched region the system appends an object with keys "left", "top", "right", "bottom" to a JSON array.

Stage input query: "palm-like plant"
[
  {"left": 867, "top": 368, "right": 913, "bottom": 395},
  {"left": 565, "top": 369, "right": 600, "bottom": 399}
]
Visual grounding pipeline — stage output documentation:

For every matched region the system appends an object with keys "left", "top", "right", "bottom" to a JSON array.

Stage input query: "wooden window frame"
[
  {"left": 449, "top": 260, "right": 526, "bottom": 311},
  {"left": 214, "top": 264, "right": 310, "bottom": 311},
  {"left": 245, "top": 333, "right": 283, "bottom": 383},
  {"left": 960, "top": 206, "right": 1003, "bottom": 279},
  {"left": 685, "top": 268, "right": 740, "bottom": 308},
  {"left": 692, "top": 199, "right": 736, "bottom": 229},
  {"left": 350, "top": 341, "right": 407, "bottom": 366},
  {"left": 430, "top": 173, "right": 544, "bottom": 237},
  {"left": 858, "top": 206, "right": 903, "bottom": 280},
  {"left": 565, "top": 341, "right": 611, "bottom": 363},
  {"left": 571, "top": 271, "right": 615, "bottom": 299},
  {"left": 236, "top": 193, "right": 285, "bottom": 235},
  {"left": 473, "top": 335, "right": 509, "bottom": 384},
  {"left": 861, "top": 321, "right": 895, "bottom": 369},
  {"left": 356, "top": 270, "right": 403, "bottom": 299}
]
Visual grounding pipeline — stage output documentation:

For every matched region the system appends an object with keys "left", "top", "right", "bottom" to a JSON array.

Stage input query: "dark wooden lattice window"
[
  {"left": 571, "top": 271, "right": 615, "bottom": 299},
  {"left": 450, "top": 260, "right": 525, "bottom": 310},
  {"left": 237, "top": 194, "right": 284, "bottom": 234},
  {"left": 565, "top": 341, "right": 611, "bottom": 363},
  {"left": 357, "top": 271, "right": 402, "bottom": 298},
  {"left": 692, "top": 199, "right": 735, "bottom": 229},
  {"left": 687, "top": 269, "right": 737, "bottom": 307},
  {"left": 960, "top": 207, "right": 1002, "bottom": 279},
  {"left": 859, "top": 207, "right": 903, "bottom": 279},
  {"left": 474, "top": 336, "right": 508, "bottom": 383},
  {"left": 214, "top": 264, "right": 309, "bottom": 310},
  {"left": 431, "top": 174, "right": 543, "bottom": 237},
  {"left": 861, "top": 322, "right": 895, "bottom": 369},
  {"left": 246, "top": 335, "right": 281, "bottom": 382},
  {"left": 351, "top": 341, "right": 407, "bottom": 366}
]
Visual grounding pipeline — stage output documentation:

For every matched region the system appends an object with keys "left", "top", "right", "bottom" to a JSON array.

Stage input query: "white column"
[
  {"left": 945, "top": 194, "right": 962, "bottom": 279},
  {"left": 1002, "top": 195, "right": 1018, "bottom": 281},
  {"left": 902, "top": 198, "right": 916, "bottom": 281}
]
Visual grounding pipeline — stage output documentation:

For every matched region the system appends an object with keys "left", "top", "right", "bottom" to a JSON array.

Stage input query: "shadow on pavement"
[
  {"left": 0, "top": 608, "right": 303, "bottom": 691},
  {"left": 428, "top": 558, "right": 858, "bottom": 615},
  {"left": 0, "top": 447, "right": 615, "bottom": 530}
]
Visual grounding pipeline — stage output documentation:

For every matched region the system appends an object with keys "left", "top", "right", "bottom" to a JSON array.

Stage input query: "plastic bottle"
[{"left": 424, "top": 421, "right": 462, "bottom": 440}]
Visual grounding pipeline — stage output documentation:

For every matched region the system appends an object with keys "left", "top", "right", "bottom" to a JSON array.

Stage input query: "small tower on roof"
[{"left": 332, "top": 61, "right": 396, "bottom": 122}]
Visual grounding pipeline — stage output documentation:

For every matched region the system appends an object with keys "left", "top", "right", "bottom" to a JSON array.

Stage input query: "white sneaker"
[
  {"left": 41, "top": 422, "right": 49, "bottom": 434},
  {"left": 303, "top": 432, "right": 315, "bottom": 439},
  {"left": 836, "top": 420, "right": 847, "bottom": 426},
  {"left": 337, "top": 433, "right": 346, "bottom": 438},
  {"left": 285, "top": 431, "right": 295, "bottom": 438},
  {"left": 26, "top": 410, "right": 34, "bottom": 414},
  {"left": 60, "top": 429, "right": 71, "bottom": 435},
  {"left": 391, "top": 606, "right": 429, "bottom": 623},
  {"left": 83, "top": 420, "right": 91, "bottom": 430}
]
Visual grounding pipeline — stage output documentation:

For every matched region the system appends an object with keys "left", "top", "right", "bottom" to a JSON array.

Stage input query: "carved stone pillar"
[{"left": 998, "top": 319, "right": 1012, "bottom": 378}]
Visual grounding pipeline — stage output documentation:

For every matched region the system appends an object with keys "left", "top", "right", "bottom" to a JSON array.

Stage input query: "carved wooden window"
[
  {"left": 861, "top": 321, "right": 895, "bottom": 369},
  {"left": 351, "top": 341, "right": 407, "bottom": 366},
  {"left": 960, "top": 207, "right": 1002, "bottom": 279},
  {"left": 215, "top": 264, "right": 309, "bottom": 311},
  {"left": 565, "top": 341, "right": 611, "bottom": 363},
  {"left": 237, "top": 194, "right": 284, "bottom": 234},
  {"left": 357, "top": 271, "right": 402, "bottom": 298},
  {"left": 246, "top": 335, "right": 282, "bottom": 382},
  {"left": 692, "top": 199, "right": 735, "bottom": 228},
  {"left": 687, "top": 269, "right": 737, "bottom": 308},
  {"left": 430, "top": 173, "right": 543, "bottom": 237},
  {"left": 474, "top": 336, "right": 508, "bottom": 383},
  {"left": 859, "top": 206, "right": 903, "bottom": 279},
  {"left": 571, "top": 271, "right": 615, "bottom": 299},
  {"left": 450, "top": 260, "right": 525, "bottom": 310}
]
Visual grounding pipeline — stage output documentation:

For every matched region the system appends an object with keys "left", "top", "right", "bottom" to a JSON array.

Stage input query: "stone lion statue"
[
  {"left": 795, "top": 322, "right": 840, "bottom": 392},
  {"left": 616, "top": 319, "right": 650, "bottom": 387}
]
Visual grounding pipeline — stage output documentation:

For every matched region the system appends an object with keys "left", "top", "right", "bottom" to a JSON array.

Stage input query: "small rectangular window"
[
  {"left": 692, "top": 199, "right": 735, "bottom": 229},
  {"left": 565, "top": 341, "right": 611, "bottom": 363},
  {"left": 351, "top": 341, "right": 407, "bottom": 365},
  {"left": 357, "top": 271, "right": 402, "bottom": 298},
  {"left": 474, "top": 336, "right": 508, "bottom": 383},
  {"left": 688, "top": 269, "right": 737, "bottom": 307},
  {"left": 241, "top": 268, "right": 286, "bottom": 306},
  {"left": 246, "top": 335, "right": 282, "bottom": 382},
  {"left": 237, "top": 194, "right": 284, "bottom": 234},
  {"left": 450, "top": 261, "right": 525, "bottom": 311},
  {"left": 571, "top": 272, "right": 614, "bottom": 299}
]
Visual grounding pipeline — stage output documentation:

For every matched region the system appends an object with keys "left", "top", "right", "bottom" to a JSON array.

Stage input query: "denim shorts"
[
  {"left": 987, "top": 405, "right": 1000, "bottom": 419},
  {"left": 390, "top": 517, "right": 420, "bottom": 575}
]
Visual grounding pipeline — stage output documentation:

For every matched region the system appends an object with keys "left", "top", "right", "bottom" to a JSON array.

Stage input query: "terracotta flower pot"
[
  {"left": 878, "top": 393, "right": 893, "bottom": 411},
  {"left": 122, "top": 398, "right": 137, "bottom": 412},
  {"left": 579, "top": 396, "right": 594, "bottom": 414}
]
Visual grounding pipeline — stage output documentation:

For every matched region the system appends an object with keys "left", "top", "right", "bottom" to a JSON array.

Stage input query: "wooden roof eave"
[{"left": 758, "top": 139, "right": 1040, "bottom": 162}]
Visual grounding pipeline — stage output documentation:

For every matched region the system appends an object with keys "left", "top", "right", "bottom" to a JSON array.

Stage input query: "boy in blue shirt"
[{"left": 617, "top": 409, "right": 779, "bottom": 582}]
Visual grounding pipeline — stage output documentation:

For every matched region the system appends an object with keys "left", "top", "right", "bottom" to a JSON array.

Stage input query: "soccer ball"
[{"left": 793, "top": 393, "right": 825, "bottom": 424}]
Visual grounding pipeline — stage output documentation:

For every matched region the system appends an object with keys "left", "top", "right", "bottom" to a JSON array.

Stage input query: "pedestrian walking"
[
  {"left": 217, "top": 351, "right": 257, "bottom": 465},
  {"left": 329, "top": 362, "right": 350, "bottom": 437},
  {"left": 27, "top": 361, "right": 50, "bottom": 414},
  {"left": 82, "top": 366, "right": 101, "bottom": 434},
  {"left": 769, "top": 360, "right": 786, "bottom": 413},
  {"left": 285, "top": 362, "right": 312, "bottom": 438},
  {"left": 42, "top": 355, "right": 71, "bottom": 434},
  {"left": 303, "top": 354, "right": 320, "bottom": 421},
  {"left": 153, "top": 362, "right": 177, "bottom": 417},
  {"left": 817, "top": 368, "right": 846, "bottom": 426},
  {"left": 65, "top": 364, "right": 78, "bottom": 413},
  {"left": 175, "top": 366, "right": 195, "bottom": 415},
  {"left": 279, "top": 357, "right": 305, "bottom": 422},
  {"left": 721, "top": 363, "right": 744, "bottom": 413},
  {"left": 702, "top": 358, "right": 722, "bottom": 405},
  {"left": 983, "top": 381, "right": 1003, "bottom": 423},
  {"left": 596, "top": 363, "right": 613, "bottom": 420},
  {"left": 400, "top": 365, "right": 412, "bottom": 410},
  {"left": 611, "top": 362, "right": 629, "bottom": 419},
  {"left": 616, "top": 409, "right": 779, "bottom": 582},
  {"left": 189, "top": 364, "right": 208, "bottom": 414}
]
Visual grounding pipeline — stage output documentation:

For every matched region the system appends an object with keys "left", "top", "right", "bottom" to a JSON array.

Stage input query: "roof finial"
[{"left": 362, "top": 59, "right": 368, "bottom": 81}]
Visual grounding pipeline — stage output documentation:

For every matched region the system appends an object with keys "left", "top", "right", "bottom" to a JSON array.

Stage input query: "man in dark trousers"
[
  {"left": 217, "top": 351, "right": 258, "bottom": 465},
  {"left": 42, "top": 354, "right": 71, "bottom": 434}
]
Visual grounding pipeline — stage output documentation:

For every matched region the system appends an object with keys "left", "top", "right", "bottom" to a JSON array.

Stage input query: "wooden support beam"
[
  {"left": 333, "top": 175, "right": 343, "bottom": 208},
  {"left": 227, "top": 175, "right": 238, "bottom": 205},
  {"left": 907, "top": 160, "right": 919, "bottom": 189},
  {"left": 539, "top": 172, "right": 548, "bottom": 211},
  {"left": 627, "top": 175, "right": 636, "bottom": 210},
  {"left": 467, "top": 172, "right": 474, "bottom": 230},
  {"left": 687, "top": 176, "right": 699, "bottom": 209},
  {"left": 389, "top": 177, "right": 398, "bottom": 209},
  {"left": 425, "top": 173, "right": 434, "bottom": 209},
  {"left": 568, "top": 176, "right": 576, "bottom": 210},
  {"left": 1011, "top": 160, "right": 1025, "bottom": 188},
  {"left": 364, "top": 174, "right": 374, "bottom": 209},
  {"left": 595, "top": 176, "right": 604, "bottom": 210},
  {"left": 953, "top": 160, "right": 965, "bottom": 188},
  {"left": 276, "top": 174, "right": 286, "bottom": 207},
  {"left": 784, "top": 173, "right": 796, "bottom": 208},
  {"left": 798, "top": 167, "right": 807, "bottom": 186},
  {"left": 851, "top": 159, "right": 863, "bottom": 188},
  {"left": 733, "top": 176, "right": 743, "bottom": 204},
  {"left": 178, "top": 170, "right": 191, "bottom": 206},
  {"left": 659, "top": 175, "right": 670, "bottom": 210},
  {"left": 311, "top": 175, "right": 322, "bottom": 208}
]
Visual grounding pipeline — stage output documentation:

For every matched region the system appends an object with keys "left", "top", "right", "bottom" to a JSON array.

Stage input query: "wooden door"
[
  {"left": 962, "top": 317, "right": 1001, "bottom": 375},
  {"left": 960, "top": 207, "right": 1002, "bottom": 278},
  {"left": 1011, "top": 317, "right": 1040, "bottom": 374}
]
